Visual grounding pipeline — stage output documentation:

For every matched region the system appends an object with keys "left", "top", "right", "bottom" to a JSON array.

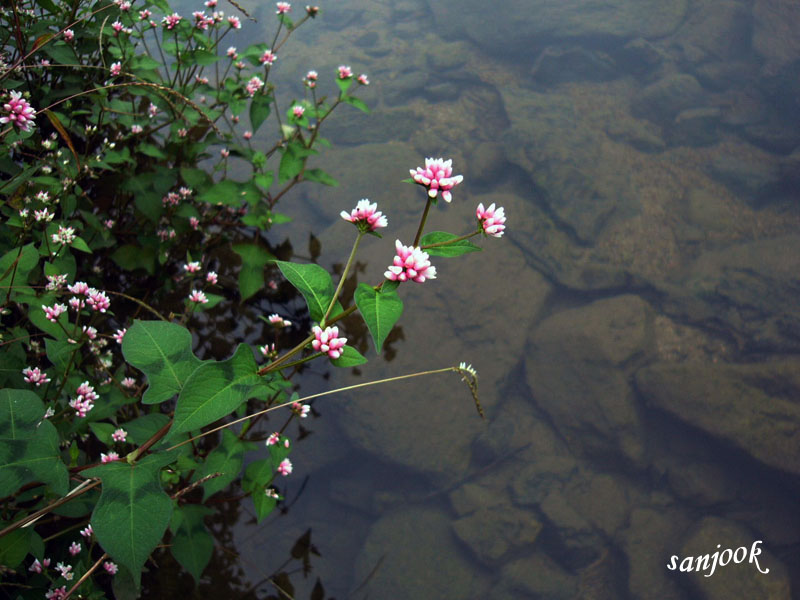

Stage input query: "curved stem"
[
  {"left": 321, "top": 231, "right": 363, "bottom": 326},
  {"left": 167, "top": 367, "right": 459, "bottom": 452},
  {"left": 412, "top": 197, "right": 433, "bottom": 247}
]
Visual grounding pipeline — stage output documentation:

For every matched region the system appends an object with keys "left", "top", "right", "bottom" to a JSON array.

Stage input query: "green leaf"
[
  {"left": 278, "top": 145, "right": 304, "bottom": 184},
  {"left": 242, "top": 458, "right": 280, "bottom": 522},
  {"left": 111, "top": 244, "right": 157, "bottom": 275},
  {"left": 354, "top": 283, "right": 403, "bottom": 353},
  {"left": 180, "top": 167, "right": 210, "bottom": 189},
  {"left": 45, "top": 337, "right": 77, "bottom": 372},
  {"left": 70, "top": 236, "right": 93, "bottom": 253},
  {"left": 242, "top": 458, "right": 272, "bottom": 493},
  {"left": 0, "top": 389, "right": 45, "bottom": 439},
  {"left": 0, "top": 527, "right": 33, "bottom": 568},
  {"left": 122, "top": 321, "right": 204, "bottom": 404},
  {"left": 341, "top": 95, "right": 370, "bottom": 114},
  {"left": 137, "top": 143, "right": 168, "bottom": 159},
  {"left": 193, "top": 429, "right": 249, "bottom": 501},
  {"left": 89, "top": 422, "right": 116, "bottom": 445},
  {"left": 250, "top": 92, "right": 271, "bottom": 132},
  {"left": 331, "top": 345, "right": 368, "bottom": 367},
  {"left": 303, "top": 168, "right": 339, "bottom": 186},
  {"left": 84, "top": 452, "right": 177, "bottom": 589},
  {"left": 123, "top": 413, "right": 171, "bottom": 446},
  {"left": 252, "top": 489, "right": 278, "bottom": 522},
  {"left": 170, "top": 345, "right": 266, "bottom": 437},
  {"left": 419, "top": 231, "right": 482, "bottom": 257},
  {"left": 0, "top": 420, "right": 69, "bottom": 497},
  {"left": 0, "top": 243, "right": 38, "bottom": 302},
  {"left": 275, "top": 261, "right": 336, "bottom": 323},
  {"left": 170, "top": 504, "right": 214, "bottom": 583},
  {"left": 196, "top": 179, "right": 254, "bottom": 206},
  {"left": 254, "top": 172, "right": 274, "bottom": 192},
  {"left": 189, "top": 49, "right": 219, "bottom": 66},
  {"left": 336, "top": 77, "right": 354, "bottom": 95},
  {"left": 232, "top": 243, "right": 275, "bottom": 301}
]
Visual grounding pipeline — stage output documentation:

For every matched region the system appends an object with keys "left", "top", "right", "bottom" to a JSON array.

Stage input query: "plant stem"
[
  {"left": 321, "top": 231, "right": 363, "bottom": 326},
  {"left": 167, "top": 366, "right": 459, "bottom": 451},
  {"left": 413, "top": 197, "right": 433, "bottom": 247},
  {"left": 63, "top": 552, "right": 107, "bottom": 600}
]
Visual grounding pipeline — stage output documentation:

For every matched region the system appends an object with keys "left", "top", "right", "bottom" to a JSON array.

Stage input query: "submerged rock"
[
  {"left": 679, "top": 517, "right": 791, "bottom": 599},
  {"left": 526, "top": 295, "right": 653, "bottom": 464},
  {"left": 620, "top": 507, "right": 693, "bottom": 600},
  {"left": 428, "top": 0, "right": 688, "bottom": 53},
  {"left": 668, "top": 107, "right": 721, "bottom": 147},
  {"left": 636, "top": 359, "right": 800, "bottom": 476},
  {"left": 352, "top": 507, "right": 489, "bottom": 598},
  {"left": 531, "top": 47, "right": 618, "bottom": 85},
  {"left": 670, "top": 0, "right": 752, "bottom": 64},
  {"left": 494, "top": 552, "right": 578, "bottom": 600},
  {"left": 631, "top": 74, "right": 705, "bottom": 124},
  {"left": 753, "top": 0, "right": 800, "bottom": 74},
  {"left": 660, "top": 235, "right": 800, "bottom": 351},
  {"left": 452, "top": 505, "right": 542, "bottom": 566},
  {"left": 707, "top": 153, "right": 783, "bottom": 204}
]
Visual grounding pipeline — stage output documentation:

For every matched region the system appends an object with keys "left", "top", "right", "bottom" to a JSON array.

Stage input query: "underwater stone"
[
  {"left": 428, "top": 0, "right": 688, "bottom": 54},
  {"left": 495, "top": 553, "right": 578, "bottom": 600},
  {"left": 753, "top": 0, "right": 800, "bottom": 74},
  {"left": 526, "top": 295, "right": 653, "bottom": 465},
  {"left": 620, "top": 507, "right": 693, "bottom": 600},
  {"left": 679, "top": 517, "right": 791, "bottom": 599},
  {"left": 668, "top": 107, "right": 721, "bottom": 147},
  {"left": 353, "top": 507, "right": 489, "bottom": 598},
  {"left": 631, "top": 73, "right": 705, "bottom": 124},
  {"left": 636, "top": 359, "right": 800, "bottom": 476},
  {"left": 452, "top": 505, "right": 542, "bottom": 565},
  {"left": 530, "top": 47, "right": 618, "bottom": 85}
]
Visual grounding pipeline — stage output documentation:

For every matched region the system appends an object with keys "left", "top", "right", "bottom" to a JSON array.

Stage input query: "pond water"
[{"left": 165, "top": 0, "right": 800, "bottom": 598}]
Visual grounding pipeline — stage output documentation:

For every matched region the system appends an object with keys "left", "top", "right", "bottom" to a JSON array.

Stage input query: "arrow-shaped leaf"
[
  {"left": 170, "top": 345, "right": 267, "bottom": 437},
  {"left": 84, "top": 452, "right": 177, "bottom": 590},
  {"left": 122, "top": 320, "right": 204, "bottom": 404},
  {"left": 275, "top": 260, "right": 341, "bottom": 322},
  {"left": 354, "top": 283, "right": 403, "bottom": 353}
]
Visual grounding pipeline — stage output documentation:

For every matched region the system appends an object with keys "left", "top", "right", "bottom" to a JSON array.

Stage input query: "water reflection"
[{"left": 161, "top": 0, "right": 800, "bottom": 597}]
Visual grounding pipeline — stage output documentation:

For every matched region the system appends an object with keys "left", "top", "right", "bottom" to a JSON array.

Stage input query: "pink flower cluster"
[
  {"left": 68, "top": 381, "right": 97, "bottom": 418},
  {"left": 104, "top": 561, "right": 118, "bottom": 575},
  {"left": 23, "top": 366, "right": 50, "bottom": 386},
  {"left": 476, "top": 202, "right": 506, "bottom": 237},
  {"left": 291, "top": 401, "right": 310, "bottom": 418},
  {"left": 188, "top": 290, "right": 208, "bottom": 304},
  {"left": 268, "top": 313, "right": 292, "bottom": 327},
  {"left": 163, "top": 12, "right": 182, "bottom": 29},
  {"left": 43, "top": 303, "right": 67, "bottom": 322},
  {"left": 410, "top": 157, "right": 463, "bottom": 203},
  {"left": 101, "top": 452, "right": 119, "bottom": 463},
  {"left": 29, "top": 558, "right": 51, "bottom": 573},
  {"left": 246, "top": 76, "right": 264, "bottom": 96},
  {"left": 340, "top": 199, "right": 387, "bottom": 232},
  {"left": 277, "top": 458, "right": 292, "bottom": 475},
  {"left": 260, "top": 49, "right": 277, "bottom": 65},
  {"left": 2, "top": 92, "right": 36, "bottom": 132},
  {"left": 337, "top": 65, "right": 352, "bottom": 79},
  {"left": 311, "top": 325, "right": 347, "bottom": 359},
  {"left": 384, "top": 240, "right": 436, "bottom": 283},
  {"left": 276, "top": 2, "right": 291, "bottom": 14}
]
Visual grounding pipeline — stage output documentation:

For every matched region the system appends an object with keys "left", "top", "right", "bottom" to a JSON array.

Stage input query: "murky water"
[{"left": 159, "top": 1, "right": 800, "bottom": 598}]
